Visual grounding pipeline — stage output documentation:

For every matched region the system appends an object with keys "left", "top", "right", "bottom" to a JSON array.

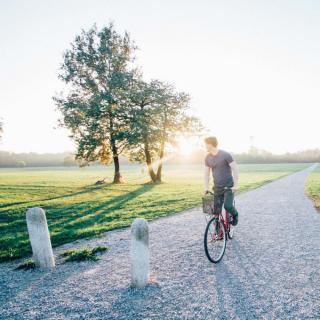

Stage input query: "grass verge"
[{"left": 305, "top": 164, "right": 320, "bottom": 211}]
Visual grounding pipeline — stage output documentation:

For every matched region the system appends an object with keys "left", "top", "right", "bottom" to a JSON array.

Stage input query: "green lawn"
[
  {"left": 306, "top": 164, "right": 320, "bottom": 211},
  {"left": 0, "top": 163, "right": 309, "bottom": 262}
]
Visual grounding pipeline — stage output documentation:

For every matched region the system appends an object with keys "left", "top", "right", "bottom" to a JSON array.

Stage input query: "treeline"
[
  {"left": 235, "top": 148, "right": 320, "bottom": 164},
  {"left": 0, "top": 151, "right": 129, "bottom": 168},
  {"left": 0, "top": 152, "right": 75, "bottom": 168},
  {"left": 0, "top": 148, "right": 319, "bottom": 168},
  {"left": 0, "top": 151, "right": 134, "bottom": 168},
  {"left": 169, "top": 148, "right": 320, "bottom": 164},
  {"left": 170, "top": 148, "right": 320, "bottom": 164}
]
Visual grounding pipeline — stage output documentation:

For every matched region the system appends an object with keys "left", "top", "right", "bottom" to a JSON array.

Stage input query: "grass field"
[
  {"left": 0, "top": 163, "right": 309, "bottom": 262},
  {"left": 306, "top": 164, "right": 320, "bottom": 211}
]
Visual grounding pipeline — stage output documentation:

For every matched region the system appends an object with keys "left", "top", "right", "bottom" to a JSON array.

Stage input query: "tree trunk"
[
  {"left": 156, "top": 141, "right": 165, "bottom": 182},
  {"left": 113, "top": 155, "right": 122, "bottom": 183},
  {"left": 156, "top": 112, "right": 167, "bottom": 183},
  {"left": 144, "top": 141, "right": 157, "bottom": 183},
  {"left": 110, "top": 134, "right": 122, "bottom": 184}
]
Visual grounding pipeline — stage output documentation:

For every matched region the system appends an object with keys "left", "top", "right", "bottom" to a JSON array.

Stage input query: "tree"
[
  {"left": 53, "top": 23, "right": 136, "bottom": 183},
  {"left": 125, "top": 79, "right": 202, "bottom": 182}
]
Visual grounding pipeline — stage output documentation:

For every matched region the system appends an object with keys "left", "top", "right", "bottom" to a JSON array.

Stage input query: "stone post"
[
  {"left": 130, "top": 218, "right": 149, "bottom": 287},
  {"left": 26, "top": 207, "right": 55, "bottom": 269}
]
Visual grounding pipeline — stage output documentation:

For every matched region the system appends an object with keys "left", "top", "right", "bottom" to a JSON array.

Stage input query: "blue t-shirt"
[{"left": 205, "top": 150, "right": 234, "bottom": 189}]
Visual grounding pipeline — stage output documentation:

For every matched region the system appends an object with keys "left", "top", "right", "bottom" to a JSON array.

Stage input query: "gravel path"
[{"left": 1, "top": 165, "right": 319, "bottom": 320}]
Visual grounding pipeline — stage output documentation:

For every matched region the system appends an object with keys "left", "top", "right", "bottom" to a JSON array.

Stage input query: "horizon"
[
  {"left": 1, "top": 146, "right": 319, "bottom": 157},
  {"left": 1, "top": 0, "right": 320, "bottom": 154}
]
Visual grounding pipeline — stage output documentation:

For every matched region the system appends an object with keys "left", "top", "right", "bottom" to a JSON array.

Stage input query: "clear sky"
[{"left": 0, "top": 0, "right": 319, "bottom": 154}]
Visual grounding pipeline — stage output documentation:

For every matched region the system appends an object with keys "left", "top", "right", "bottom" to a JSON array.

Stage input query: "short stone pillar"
[
  {"left": 130, "top": 218, "right": 149, "bottom": 288},
  {"left": 26, "top": 207, "right": 55, "bottom": 269}
]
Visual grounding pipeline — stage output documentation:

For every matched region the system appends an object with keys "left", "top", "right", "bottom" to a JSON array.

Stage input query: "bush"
[
  {"left": 60, "top": 246, "right": 108, "bottom": 262},
  {"left": 15, "top": 259, "right": 36, "bottom": 270}
]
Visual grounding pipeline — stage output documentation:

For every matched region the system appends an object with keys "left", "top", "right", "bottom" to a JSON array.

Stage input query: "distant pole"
[
  {"left": 26, "top": 207, "right": 55, "bottom": 269},
  {"left": 130, "top": 218, "right": 149, "bottom": 287}
]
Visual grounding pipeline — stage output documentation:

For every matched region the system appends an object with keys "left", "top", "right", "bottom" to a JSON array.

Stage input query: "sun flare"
[{"left": 177, "top": 137, "right": 195, "bottom": 156}]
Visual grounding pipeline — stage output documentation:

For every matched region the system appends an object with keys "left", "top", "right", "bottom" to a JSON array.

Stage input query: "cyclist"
[{"left": 203, "top": 136, "right": 239, "bottom": 226}]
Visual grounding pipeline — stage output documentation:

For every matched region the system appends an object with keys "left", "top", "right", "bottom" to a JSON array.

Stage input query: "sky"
[{"left": 0, "top": 0, "right": 319, "bottom": 154}]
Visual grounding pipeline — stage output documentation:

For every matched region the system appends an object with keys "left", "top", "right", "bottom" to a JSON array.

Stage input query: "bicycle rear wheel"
[{"left": 204, "top": 217, "right": 227, "bottom": 263}]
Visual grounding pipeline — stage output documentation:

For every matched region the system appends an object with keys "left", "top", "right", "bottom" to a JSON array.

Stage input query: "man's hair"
[{"left": 204, "top": 136, "right": 218, "bottom": 147}]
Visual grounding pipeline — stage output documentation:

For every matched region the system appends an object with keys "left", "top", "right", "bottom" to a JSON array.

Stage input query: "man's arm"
[
  {"left": 204, "top": 165, "right": 211, "bottom": 193},
  {"left": 229, "top": 160, "right": 239, "bottom": 192}
]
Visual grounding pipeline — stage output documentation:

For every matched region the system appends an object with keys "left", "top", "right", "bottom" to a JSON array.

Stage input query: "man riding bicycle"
[{"left": 203, "top": 136, "right": 239, "bottom": 226}]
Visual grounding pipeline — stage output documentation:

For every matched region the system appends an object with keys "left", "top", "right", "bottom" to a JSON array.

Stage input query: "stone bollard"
[
  {"left": 130, "top": 218, "right": 149, "bottom": 288},
  {"left": 26, "top": 207, "right": 55, "bottom": 269}
]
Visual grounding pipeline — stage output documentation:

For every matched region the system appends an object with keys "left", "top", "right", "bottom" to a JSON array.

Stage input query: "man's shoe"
[{"left": 230, "top": 214, "right": 238, "bottom": 226}]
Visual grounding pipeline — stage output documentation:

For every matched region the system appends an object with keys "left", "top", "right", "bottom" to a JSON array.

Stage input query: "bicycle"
[{"left": 202, "top": 188, "right": 235, "bottom": 263}]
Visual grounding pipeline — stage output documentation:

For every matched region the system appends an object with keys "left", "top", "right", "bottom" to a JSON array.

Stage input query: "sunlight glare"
[{"left": 177, "top": 137, "right": 195, "bottom": 156}]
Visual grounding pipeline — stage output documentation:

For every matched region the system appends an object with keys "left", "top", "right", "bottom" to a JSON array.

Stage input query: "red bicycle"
[{"left": 202, "top": 189, "right": 235, "bottom": 263}]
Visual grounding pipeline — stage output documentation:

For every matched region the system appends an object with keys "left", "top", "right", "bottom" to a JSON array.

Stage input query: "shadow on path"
[{"left": 213, "top": 249, "right": 260, "bottom": 318}]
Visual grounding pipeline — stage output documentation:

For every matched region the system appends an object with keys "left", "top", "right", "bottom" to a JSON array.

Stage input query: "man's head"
[{"left": 204, "top": 136, "right": 218, "bottom": 152}]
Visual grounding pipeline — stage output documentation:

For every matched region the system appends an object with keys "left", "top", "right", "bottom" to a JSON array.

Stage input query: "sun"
[{"left": 177, "top": 137, "right": 195, "bottom": 156}]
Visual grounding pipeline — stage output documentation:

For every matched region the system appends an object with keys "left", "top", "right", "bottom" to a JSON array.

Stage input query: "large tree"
[
  {"left": 53, "top": 23, "right": 136, "bottom": 183},
  {"left": 125, "top": 79, "right": 202, "bottom": 183}
]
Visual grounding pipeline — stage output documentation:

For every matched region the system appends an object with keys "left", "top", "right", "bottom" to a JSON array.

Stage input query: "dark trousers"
[{"left": 213, "top": 188, "right": 239, "bottom": 218}]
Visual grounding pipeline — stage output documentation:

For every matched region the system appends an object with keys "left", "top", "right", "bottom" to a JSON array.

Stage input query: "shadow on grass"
[
  {"left": 48, "top": 183, "right": 156, "bottom": 243},
  {"left": 0, "top": 184, "right": 112, "bottom": 210},
  {"left": 0, "top": 182, "right": 156, "bottom": 262},
  {"left": 0, "top": 201, "right": 33, "bottom": 210}
]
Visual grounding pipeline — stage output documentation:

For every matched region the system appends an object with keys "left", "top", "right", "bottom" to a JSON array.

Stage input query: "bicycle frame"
[
  {"left": 202, "top": 189, "right": 234, "bottom": 235},
  {"left": 204, "top": 210, "right": 231, "bottom": 235},
  {"left": 221, "top": 210, "right": 231, "bottom": 233}
]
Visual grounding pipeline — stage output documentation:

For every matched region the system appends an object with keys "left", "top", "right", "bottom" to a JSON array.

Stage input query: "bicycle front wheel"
[{"left": 204, "top": 217, "right": 227, "bottom": 263}]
